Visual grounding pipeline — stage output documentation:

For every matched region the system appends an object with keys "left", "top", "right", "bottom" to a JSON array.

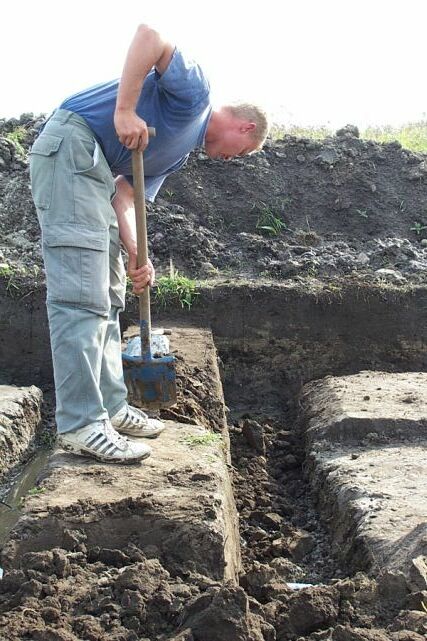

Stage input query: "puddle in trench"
[{"left": 0, "top": 449, "right": 50, "bottom": 549}]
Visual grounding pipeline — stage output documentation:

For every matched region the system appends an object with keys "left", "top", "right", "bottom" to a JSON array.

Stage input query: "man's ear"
[{"left": 241, "top": 122, "right": 256, "bottom": 133}]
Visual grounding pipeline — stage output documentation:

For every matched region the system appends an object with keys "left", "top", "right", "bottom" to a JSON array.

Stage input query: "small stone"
[
  {"left": 296, "top": 154, "right": 306, "bottom": 163},
  {"left": 63, "top": 529, "right": 87, "bottom": 551},
  {"left": 408, "top": 260, "right": 427, "bottom": 272}
]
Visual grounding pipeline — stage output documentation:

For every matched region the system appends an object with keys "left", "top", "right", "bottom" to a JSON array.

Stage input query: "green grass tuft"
[
  {"left": 181, "top": 432, "right": 222, "bottom": 448},
  {"left": 154, "top": 272, "right": 199, "bottom": 310},
  {"left": 5, "top": 126, "right": 28, "bottom": 158},
  {"left": 255, "top": 201, "right": 289, "bottom": 237}
]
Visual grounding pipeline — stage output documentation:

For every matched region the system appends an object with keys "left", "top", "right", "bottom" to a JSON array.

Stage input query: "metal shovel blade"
[{"left": 122, "top": 351, "right": 177, "bottom": 410}]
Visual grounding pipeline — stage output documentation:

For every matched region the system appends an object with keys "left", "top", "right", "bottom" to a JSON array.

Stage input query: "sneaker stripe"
[
  {"left": 92, "top": 436, "right": 109, "bottom": 452},
  {"left": 86, "top": 433, "right": 104, "bottom": 447},
  {"left": 118, "top": 411, "right": 131, "bottom": 429},
  {"left": 103, "top": 444, "right": 119, "bottom": 456},
  {"left": 99, "top": 441, "right": 117, "bottom": 455}
]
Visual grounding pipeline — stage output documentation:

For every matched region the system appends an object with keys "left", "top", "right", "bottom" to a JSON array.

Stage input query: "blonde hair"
[{"left": 225, "top": 103, "right": 270, "bottom": 149}]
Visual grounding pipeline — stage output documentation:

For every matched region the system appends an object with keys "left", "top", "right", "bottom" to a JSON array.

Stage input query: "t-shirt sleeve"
[{"left": 156, "top": 48, "right": 210, "bottom": 112}]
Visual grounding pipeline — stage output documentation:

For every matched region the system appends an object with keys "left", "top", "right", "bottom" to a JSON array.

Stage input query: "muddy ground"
[
  {"left": 0, "top": 115, "right": 427, "bottom": 640},
  {"left": 1, "top": 406, "right": 427, "bottom": 641}
]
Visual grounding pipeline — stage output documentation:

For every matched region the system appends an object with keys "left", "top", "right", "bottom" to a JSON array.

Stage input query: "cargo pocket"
[
  {"left": 42, "top": 224, "right": 110, "bottom": 314},
  {"left": 109, "top": 226, "right": 126, "bottom": 310},
  {"left": 71, "top": 135, "right": 100, "bottom": 175},
  {"left": 29, "top": 134, "right": 64, "bottom": 209},
  {"left": 71, "top": 134, "right": 115, "bottom": 227}
]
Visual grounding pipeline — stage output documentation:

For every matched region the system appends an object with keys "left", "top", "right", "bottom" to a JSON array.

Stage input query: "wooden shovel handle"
[{"left": 131, "top": 127, "right": 156, "bottom": 335}]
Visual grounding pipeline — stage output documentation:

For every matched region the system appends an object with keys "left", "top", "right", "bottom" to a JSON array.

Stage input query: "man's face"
[{"left": 205, "top": 128, "right": 256, "bottom": 161}]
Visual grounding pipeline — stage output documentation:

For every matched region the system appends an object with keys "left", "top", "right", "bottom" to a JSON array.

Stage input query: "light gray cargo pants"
[{"left": 30, "top": 109, "right": 128, "bottom": 433}]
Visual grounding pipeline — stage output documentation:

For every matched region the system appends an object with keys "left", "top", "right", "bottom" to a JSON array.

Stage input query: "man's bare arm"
[
  {"left": 112, "top": 175, "right": 154, "bottom": 293},
  {"left": 114, "top": 24, "right": 174, "bottom": 151}
]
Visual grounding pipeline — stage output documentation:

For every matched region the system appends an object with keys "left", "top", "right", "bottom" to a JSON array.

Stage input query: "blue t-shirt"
[{"left": 60, "top": 48, "right": 211, "bottom": 201}]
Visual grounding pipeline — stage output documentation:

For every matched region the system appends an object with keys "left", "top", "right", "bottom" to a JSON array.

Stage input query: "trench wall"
[{"left": 1, "top": 283, "right": 426, "bottom": 409}]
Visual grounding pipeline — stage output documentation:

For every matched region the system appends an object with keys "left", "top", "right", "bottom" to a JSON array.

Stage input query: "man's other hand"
[{"left": 127, "top": 255, "right": 155, "bottom": 294}]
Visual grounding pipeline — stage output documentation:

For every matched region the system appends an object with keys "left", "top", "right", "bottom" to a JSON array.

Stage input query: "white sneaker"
[
  {"left": 58, "top": 420, "right": 152, "bottom": 464},
  {"left": 111, "top": 405, "right": 165, "bottom": 439}
]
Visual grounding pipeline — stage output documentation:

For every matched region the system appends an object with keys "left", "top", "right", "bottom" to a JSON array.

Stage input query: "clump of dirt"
[
  {"left": 1, "top": 116, "right": 426, "bottom": 294},
  {"left": 159, "top": 354, "right": 225, "bottom": 433},
  {"left": 0, "top": 518, "right": 426, "bottom": 640}
]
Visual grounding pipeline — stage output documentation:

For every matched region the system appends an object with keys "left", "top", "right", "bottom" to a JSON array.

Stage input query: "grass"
[
  {"left": 154, "top": 271, "right": 199, "bottom": 310},
  {"left": 270, "top": 123, "right": 332, "bottom": 141},
  {"left": 27, "top": 487, "right": 46, "bottom": 496},
  {"left": 410, "top": 222, "right": 427, "bottom": 236},
  {"left": 5, "top": 125, "right": 28, "bottom": 158},
  {"left": 363, "top": 122, "right": 427, "bottom": 153},
  {"left": 270, "top": 120, "right": 427, "bottom": 153},
  {"left": 0, "top": 263, "right": 20, "bottom": 295},
  {"left": 20, "top": 486, "right": 46, "bottom": 504},
  {"left": 0, "top": 262, "right": 39, "bottom": 296},
  {"left": 181, "top": 432, "right": 222, "bottom": 448},
  {"left": 254, "top": 200, "right": 289, "bottom": 237}
]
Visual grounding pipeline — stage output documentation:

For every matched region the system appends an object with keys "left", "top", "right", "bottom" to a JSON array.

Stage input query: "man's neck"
[{"left": 205, "top": 108, "right": 230, "bottom": 142}]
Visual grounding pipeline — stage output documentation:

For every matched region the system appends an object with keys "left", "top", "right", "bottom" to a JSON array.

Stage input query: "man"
[{"left": 30, "top": 24, "right": 269, "bottom": 464}]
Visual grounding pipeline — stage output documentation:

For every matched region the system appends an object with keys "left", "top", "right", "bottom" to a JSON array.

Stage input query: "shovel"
[{"left": 122, "top": 140, "right": 177, "bottom": 410}]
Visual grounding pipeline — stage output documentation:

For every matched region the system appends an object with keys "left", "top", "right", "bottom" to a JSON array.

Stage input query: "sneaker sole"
[
  {"left": 58, "top": 440, "right": 151, "bottom": 464},
  {"left": 114, "top": 425, "right": 166, "bottom": 439}
]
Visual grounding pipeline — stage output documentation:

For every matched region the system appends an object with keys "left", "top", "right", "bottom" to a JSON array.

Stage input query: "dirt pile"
[{"left": 1, "top": 116, "right": 426, "bottom": 291}]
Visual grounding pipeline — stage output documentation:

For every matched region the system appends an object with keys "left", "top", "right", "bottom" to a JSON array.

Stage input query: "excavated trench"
[{"left": 0, "top": 281, "right": 426, "bottom": 641}]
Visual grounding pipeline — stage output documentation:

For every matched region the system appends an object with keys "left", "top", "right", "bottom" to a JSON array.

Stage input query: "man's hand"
[
  {"left": 114, "top": 25, "right": 174, "bottom": 151},
  {"left": 128, "top": 255, "right": 155, "bottom": 294},
  {"left": 114, "top": 110, "right": 149, "bottom": 151}
]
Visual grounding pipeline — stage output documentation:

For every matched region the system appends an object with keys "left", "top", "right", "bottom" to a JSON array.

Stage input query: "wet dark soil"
[{"left": 230, "top": 414, "right": 341, "bottom": 583}]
